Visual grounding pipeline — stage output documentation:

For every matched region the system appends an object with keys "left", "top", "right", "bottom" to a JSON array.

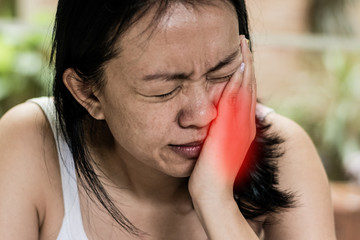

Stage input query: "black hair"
[{"left": 51, "top": 0, "right": 294, "bottom": 236}]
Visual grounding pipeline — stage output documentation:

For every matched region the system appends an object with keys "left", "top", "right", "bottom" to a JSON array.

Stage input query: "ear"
[{"left": 63, "top": 68, "right": 105, "bottom": 120}]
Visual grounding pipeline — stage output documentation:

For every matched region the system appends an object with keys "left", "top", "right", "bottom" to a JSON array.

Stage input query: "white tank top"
[
  {"left": 29, "top": 97, "right": 89, "bottom": 240},
  {"left": 29, "top": 97, "right": 274, "bottom": 240}
]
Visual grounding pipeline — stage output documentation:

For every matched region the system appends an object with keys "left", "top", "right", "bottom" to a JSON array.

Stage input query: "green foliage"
[
  {"left": 320, "top": 51, "right": 360, "bottom": 179},
  {"left": 271, "top": 51, "right": 360, "bottom": 180},
  {"left": 0, "top": 0, "right": 16, "bottom": 18},
  {"left": 0, "top": 25, "right": 52, "bottom": 116}
]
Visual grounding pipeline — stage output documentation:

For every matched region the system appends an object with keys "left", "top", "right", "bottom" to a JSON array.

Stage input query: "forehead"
[
  {"left": 107, "top": 2, "right": 239, "bottom": 80},
  {"left": 121, "top": 1, "right": 237, "bottom": 45}
]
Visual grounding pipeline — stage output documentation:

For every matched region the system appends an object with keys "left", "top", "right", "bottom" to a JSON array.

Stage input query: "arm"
[
  {"left": 189, "top": 37, "right": 259, "bottom": 239},
  {"left": 263, "top": 114, "right": 336, "bottom": 240},
  {"left": 188, "top": 36, "right": 336, "bottom": 239},
  {"left": 0, "top": 103, "right": 50, "bottom": 239},
  {"left": 192, "top": 198, "right": 258, "bottom": 239}
]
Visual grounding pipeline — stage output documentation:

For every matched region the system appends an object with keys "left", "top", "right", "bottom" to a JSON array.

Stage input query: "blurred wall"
[
  {"left": 16, "top": 0, "right": 56, "bottom": 21},
  {"left": 247, "top": 0, "right": 311, "bottom": 102}
]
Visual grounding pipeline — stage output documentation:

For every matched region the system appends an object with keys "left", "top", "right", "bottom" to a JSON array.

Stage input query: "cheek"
[
  {"left": 105, "top": 100, "right": 177, "bottom": 149},
  {"left": 132, "top": 111, "right": 172, "bottom": 142}
]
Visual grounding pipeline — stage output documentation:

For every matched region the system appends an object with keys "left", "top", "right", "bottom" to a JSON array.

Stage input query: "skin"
[{"left": 0, "top": 2, "right": 336, "bottom": 240}]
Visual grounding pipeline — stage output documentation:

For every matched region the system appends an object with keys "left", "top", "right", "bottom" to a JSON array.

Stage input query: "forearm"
[{"left": 193, "top": 198, "right": 259, "bottom": 240}]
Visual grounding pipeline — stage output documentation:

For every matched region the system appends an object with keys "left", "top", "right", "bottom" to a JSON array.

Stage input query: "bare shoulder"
[
  {"left": 265, "top": 112, "right": 328, "bottom": 188},
  {"left": 0, "top": 102, "right": 62, "bottom": 239},
  {"left": 261, "top": 112, "right": 336, "bottom": 240},
  {"left": 266, "top": 112, "right": 310, "bottom": 141}
]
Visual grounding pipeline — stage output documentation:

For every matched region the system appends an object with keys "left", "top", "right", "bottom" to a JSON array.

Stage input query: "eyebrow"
[
  {"left": 142, "top": 48, "right": 240, "bottom": 81},
  {"left": 207, "top": 48, "right": 240, "bottom": 73},
  {"left": 143, "top": 72, "right": 193, "bottom": 81}
]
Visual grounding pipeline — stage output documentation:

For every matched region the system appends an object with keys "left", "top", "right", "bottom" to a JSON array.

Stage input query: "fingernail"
[
  {"left": 246, "top": 39, "right": 250, "bottom": 48},
  {"left": 240, "top": 62, "right": 245, "bottom": 72}
]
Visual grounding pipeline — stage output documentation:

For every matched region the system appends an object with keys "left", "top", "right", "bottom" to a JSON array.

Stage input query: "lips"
[{"left": 169, "top": 141, "right": 204, "bottom": 159}]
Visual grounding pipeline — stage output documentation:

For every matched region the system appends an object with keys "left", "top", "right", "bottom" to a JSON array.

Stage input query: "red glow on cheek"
[{"left": 208, "top": 95, "right": 255, "bottom": 184}]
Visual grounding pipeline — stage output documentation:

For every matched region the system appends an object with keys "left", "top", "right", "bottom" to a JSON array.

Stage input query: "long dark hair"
[{"left": 51, "top": 0, "right": 294, "bottom": 236}]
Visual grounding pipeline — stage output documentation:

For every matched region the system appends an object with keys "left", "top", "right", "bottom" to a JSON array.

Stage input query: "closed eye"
[
  {"left": 207, "top": 73, "right": 234, "bottom": 82},
  {"left": 152, "top": 86, "right": 181, "bottom": 98}
]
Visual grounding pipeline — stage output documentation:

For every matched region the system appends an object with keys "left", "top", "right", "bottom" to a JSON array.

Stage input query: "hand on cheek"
[{"left": 189, "top": 37, "right": 257, "bottom": 203}]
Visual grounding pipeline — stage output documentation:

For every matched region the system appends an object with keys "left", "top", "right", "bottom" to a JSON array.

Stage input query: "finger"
[
  {"left": 239, "top": 38, "right": 257, "bottom": 118},
  {"left": 220, "top": 58, "right": 244, "bottom": 99},
  {"left": 240, "top": 38, "right": 254, "bottom": 95},
  {"left": 221, "top": 63, "right": 245, "bottom": 108},
  {"left": 218, "top": 36, "right": 246, "bottom": 103},
  {"left": 209, "top": 63, "right": 244, "bottom": 141},
  {"left": 241, "top": 38, "right": 257, "bottom": 138}
]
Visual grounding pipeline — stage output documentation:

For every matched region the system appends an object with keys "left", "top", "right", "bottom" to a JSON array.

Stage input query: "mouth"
[{"left": 169, "top": 141, "right": 204, "bottom": 159}]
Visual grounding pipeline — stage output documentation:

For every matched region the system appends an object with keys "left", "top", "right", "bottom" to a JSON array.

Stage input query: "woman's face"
[{"left": 98, "top": 2, "right": 242, "bottom": 177}]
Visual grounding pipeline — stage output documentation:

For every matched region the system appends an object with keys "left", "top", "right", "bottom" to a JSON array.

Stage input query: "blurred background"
[{"left": 0, "top": 0, "right": 359, "bottom": 239}]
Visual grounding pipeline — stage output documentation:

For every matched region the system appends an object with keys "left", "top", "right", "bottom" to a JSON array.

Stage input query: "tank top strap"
[
  {"left": 27, "top": 97, "right": 88, "bottom": 240},
  {"left": 256, "top": 103, "right": 275, "bottom": 121}
]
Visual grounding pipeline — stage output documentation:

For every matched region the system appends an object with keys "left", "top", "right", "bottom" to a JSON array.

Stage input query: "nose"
[{"left": 177, "top": 85, "right": 218, "bottom": 129}]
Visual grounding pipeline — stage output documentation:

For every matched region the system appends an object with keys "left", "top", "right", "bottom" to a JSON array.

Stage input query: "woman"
[{"left": 0, "top": 0, "right": 336, "bottom": 239}]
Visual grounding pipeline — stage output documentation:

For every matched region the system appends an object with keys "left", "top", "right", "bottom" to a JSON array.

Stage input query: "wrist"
[
  {"left": 188, "top": 177, "right": 234, "bottom": 203},
  {"left": 191, "top": 197, "right": 259, "bottom": 240},
  {"left": 191, "top": 196, "right": 237, "bottom": 228},
  {"left": 191, "top": 193, "right": 236, "bottom": 212}
]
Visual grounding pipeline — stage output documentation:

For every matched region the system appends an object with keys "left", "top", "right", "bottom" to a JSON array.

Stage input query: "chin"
[
  {"left": 167, "top": 160, "right": 197, "bottom": 178},
  {"left": 156, "top": 149, "right": 198, "bottom": 178}
]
